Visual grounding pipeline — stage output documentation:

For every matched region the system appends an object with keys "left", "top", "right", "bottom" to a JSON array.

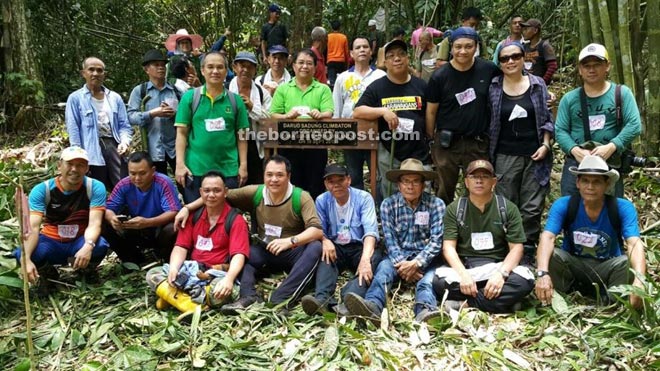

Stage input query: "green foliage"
[{"left": 2, "top": 73, "right": 45, "bottom": 106}]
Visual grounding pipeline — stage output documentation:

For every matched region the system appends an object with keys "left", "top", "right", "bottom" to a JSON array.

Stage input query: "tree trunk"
[
  {"left": 644, "top": 0, "right": 659, "bottom": 156},
  {"left": 1, "top": 0, "right": 40, "bottom": 80},
  {"left": 577, "top": 0, "right": 593, "bottom": 47},
  {"left": 587, "top": 0, "right": 603, "bottom": 44},
  {"left": 630, "top": 0, "right": 645, "bottom": 109},
  {"left": 618, "top": 0, "right": 635, "bottom": 91},
  {"left": 597, "top": 0, "right": 621, "bottom": 83}
]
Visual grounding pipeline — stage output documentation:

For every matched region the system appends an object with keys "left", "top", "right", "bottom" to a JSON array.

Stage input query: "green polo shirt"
[
  {"left": 443, "top": 196, "right": 526, "bottom": 260},
  {"left": 269, "top": 79, "right": 334, "bottom": 114},
  {"left": 175, "top": 86, "right": 249, "bottom": 176}
]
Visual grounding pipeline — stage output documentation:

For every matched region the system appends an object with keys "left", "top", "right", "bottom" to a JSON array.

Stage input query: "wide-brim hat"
[
  {"left": 569, "top": 155, "right": 620, "bottom": 183},
  {"left": 165, "top": 29, "right": 203, "bottom": 52},
  {"left": 142, "top": 49, "right": 168, "bottom": 66},
  {"left": 386, "top": 158, "right": 436, "bottom": 183}
]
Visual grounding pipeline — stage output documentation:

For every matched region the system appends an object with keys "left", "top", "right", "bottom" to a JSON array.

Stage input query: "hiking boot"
[
  {"left": 333, "top": 303, "right": 350, "bottom": 317},
  {"left": 414, "top": 308, "right": 442, "bottom": 323},
  {"left": 220, "top": 295, "right": 258, "bottom": 315},
  {"left": 344, "top": 293, "right": 381, "bottom": 326},
  {"left": 301, "top": 295, "right": 328, "bottom": 316}
]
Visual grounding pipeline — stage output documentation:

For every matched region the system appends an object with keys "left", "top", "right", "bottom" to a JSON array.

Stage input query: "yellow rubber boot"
[{"left": 155, "top": 281, "right": 202, "bottom": 314}]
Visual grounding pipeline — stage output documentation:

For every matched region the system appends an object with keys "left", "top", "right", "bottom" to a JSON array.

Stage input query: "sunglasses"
[{"left": 498, "top": 53, "right": 524, "bottom": 63}]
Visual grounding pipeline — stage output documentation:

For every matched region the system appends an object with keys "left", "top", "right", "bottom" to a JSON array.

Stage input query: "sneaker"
[
  {"left": 344, "top": 293, "right": 381, "bottom": 326},
  {"left": 333, "top": 303, "right": 350, "bottom": 317},
  {"left": 415, "top": 308, "right": 442, "bottom": 323},
  {"left": 301, "top": 295, "right": 328, "bottom": 316},
  {"left": 220, "top": 295, "right": 258, "bottom": 315},
  {"left": 442, "top": 300, "right": 465, "bottom": 314}
]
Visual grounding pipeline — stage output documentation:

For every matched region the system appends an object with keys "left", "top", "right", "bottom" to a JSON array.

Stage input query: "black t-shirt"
[
  {"left": 497, "top": 89, "right": 538, "bottom": 156},
  {"left": 356, "top": 75, "right": 429, "bottom": 162},
  {"left": 261, "top": 22, "right": 288, "bottom": 48},
  {"left": 425, "top": 58, "right": 501, "bottom": 136}
]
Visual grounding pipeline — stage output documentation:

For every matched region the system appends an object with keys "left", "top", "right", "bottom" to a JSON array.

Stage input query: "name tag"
[
  {"left": 195, "top": 236, "right": 214, "bottom": 251},
  {"left": 58, "top": 225, "right": 79, "bottom": 239},
  {"left": 414, "top": 211, "right": 429, "bottom": 226},
  {"left": 471, "top": 232, "right": 494, "bottom": 250},
  {"left": 422, "top": 59, "right": 435, "bottom": 67},
  {"left": 264, "top": 224, "right": 282, "bottom": 238},
  {"left": 336, "top": 227, "right": 351, "bottom": 245},
  {"left": 588, "top": 114, "right": 606, "bottom": 131},
  {"left": 508, "top": 104, "right": 528, "bottom": 121},
  {"left": 455, "top": 88, "right": 476, "bottom": 106},
  {"left": 573, "top": 231, "right": 598, "bottom": 248},
  {"left": 205, "top": 117, "right": 226, "bottom": 132},
  {"left": 524, "top": 61, "right": 533, "bottom": 70},
  {"left": 397, "top": 118, "right": 415, "bottom": 133},
  {"left": 292, "top": 106, "right": 311, "bottom": 116}
]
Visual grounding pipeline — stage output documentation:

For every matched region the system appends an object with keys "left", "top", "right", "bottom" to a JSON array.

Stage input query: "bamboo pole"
[
  {"left": 587, "top": 0, "right": 603, "bottom": 44},
  {"left": 597, "top": 0, "right": 621, "bottom": 83},
  {"left": 577, "top": 0, "right": 593, "bottom": 48},
  {"left": 618, "top": 0, "right": 636, "bottom": 91}
]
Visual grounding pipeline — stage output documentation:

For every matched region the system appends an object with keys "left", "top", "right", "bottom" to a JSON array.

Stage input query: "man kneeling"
[
  {"left": 433, "top": 160, "right": 534, "bottom": 313},
  {"left": 146, "top": 171, "right": 249, "bottom": 315}
]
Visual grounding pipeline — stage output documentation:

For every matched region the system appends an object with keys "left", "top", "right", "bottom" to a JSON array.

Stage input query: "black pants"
[
  {"left": 326, "top": 61, "right": 347, "bottom": 88},
  {"left": 246, "top": 140, "right": 264, "bottom": 186},
  {"left": 153, "top": 154, "right": 177, "bottom": 176},
  {"left": 89, "top": 137, "right": 127, "bottom": 191},
  {"left": 279, "top": 148, "right": 327, "bottom": 199},
  {"left": 102, "top": 222, "right": 177, "bottom": 264}
]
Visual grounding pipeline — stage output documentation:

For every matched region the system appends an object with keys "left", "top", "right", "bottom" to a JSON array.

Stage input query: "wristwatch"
[
  {"left": 498, "top": 268, "right": 510, "bottom": 279},
  {"left": 290, "top": 236, "right": 299, "bottom": 248},
  {"left": 537, "top": 270, "right": 549, "bottom": 278},
  {"left": 415, "top": 259, "right": 423, "bottom": 268},
  {"left": 85, "top": 240, "right": 96, "bottom": 248}
]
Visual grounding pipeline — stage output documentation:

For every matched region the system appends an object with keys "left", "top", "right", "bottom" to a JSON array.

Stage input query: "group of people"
[{"left": 17, "top": 4, "right": 648, "bottom": 322}]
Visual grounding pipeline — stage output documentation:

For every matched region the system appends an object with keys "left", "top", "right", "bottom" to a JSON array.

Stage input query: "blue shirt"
[
  {"left": 106, "top": 172, "right": 182, "bottom": 218},
  {"left": 381, "top": 191, "right": 445, "bottom": 268},
  {"left": 127, "top": 81, "right": 180, "bottom": 161},
  {"left": 65, "top": 85, "right": 132, "bottom": 166},
  {"left": 544, "top": 196, "right": 640, "bottom": 259},
  {"left": 315, "top": 187, "right": 379, "bottom": 244}
]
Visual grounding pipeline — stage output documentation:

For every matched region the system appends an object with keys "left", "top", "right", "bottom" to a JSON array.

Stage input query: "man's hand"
[
  {"left": 570, "top": 146, "right": 591, "bottom": 163},
  {"left": 238, "top": 163, "right": 248, "bottom": 186},
  {"left": 117, "top": 143, "right": 129, "bottom": 155},
  {"left": 321, "top": 239, "right": 337, "bottom": 264},
  {"left": 240, "top": 95, "right": 254, "bottom": 112},
  {"left": 175, "top": 164, "right": 192, "bottom": 187},
  {"left": 122, "top": 216, "right": 149, "bottom": 230},
  {"left": 213, "top": 276, "right": 234, "bottom": 300},
  {"left": 630, "top": 278, "right": 644, "bottom": 309},
  {"left": 309, "top": 109, "right": 323, "bottom": 119},
  {"left": 72, "top": 243, "right": 93, "bottom": 270},
  {"left": 174, "top": 207, "right": 190, "bottom": 231},
  {"left": 590, "top": 142, "right": 617, "bottom": 160},
  {"left": 534, "top": 275, "right": 554, "bottom": 306},
  {"left": 266, "top": 238, "right": 293, "bottom": 256},
  {"left": 167, "top": 267, "right": 179, "bottom": 286},
  {"left": 395, "top": 260, "right": 422, "bottom": 283},
  {"left": 382, "top": 109, "right": 399, "bottom": 131},
  {"left": 547, "top": 91, "right": 557, "bottom": 107},
  {"left": 459, "top": 271, "right": 478, "bottom": 297},
  {"left": 531, "top": 144, "right": 550, "bottom": 161},
  {"left": 483, "top": 272, "right": 505, "bottom": 300},
  {"left": 150, "top": 104, "right": 176, "bottom": 118},
  {"left": 285, "top": 109, "right": 301, "bottom": 120},
  {"left": 23, "top": 259, "right": 39, "bottom": 284},
  {"left": 356, "top": 257, "right": 373, "bottom": 286},
  {"left": 109, "top": 214, "right": 124, "bottom": 232}
]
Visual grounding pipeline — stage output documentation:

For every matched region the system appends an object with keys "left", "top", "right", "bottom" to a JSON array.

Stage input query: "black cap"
[
  {"left": 323, "top": 164, "right": 349, "bottom": 178},
  {"left": 384, "top": 39, "right": 408, "bottom": 55},
  {"left": 142, "top": 49, "right": 168, "bottom": 66}
]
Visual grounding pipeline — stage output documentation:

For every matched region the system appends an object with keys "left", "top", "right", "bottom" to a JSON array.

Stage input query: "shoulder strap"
[
  {"left": 191, "top": 86, "right": 202, "bottom": 116},
  {"left": 260, "top": 74, "right": 266, "bottom": 86},
  {"left": 579, "top": 88, "right": 592, "bottom": 141},
  {"left": 251, "top": 184, "right": 265, "bottom": 233},
  {"left": 192, "top": 206, "right": 205, "bottom": 225},
  {"left": 457, "top": 197, "right": 468, "bottom": 229},
  {"left": 256, "top": 84, "right": 264, "bottom": 104},
  {"left": 43, "top": 180, "right": 51, "bottom": 216},
  {"left": 224, "top": 207, "right": 239, "bottom": 235},
  {"left": 615, "top": 84, "right": 622, "bottom": 132},
  {"left": 563, "top": 194, "right": 581, "bottom": 235},
  {"left": 227, "top": 91, "right": 238, "bottom": 119},
  {"left": 495, "top": 194, "right": 508, "bottom": 234},
  {"left": 292, "top": 187, "right": 302, "bottom": 216},
  {"left": 605, "top": 195, "right": 622, "bottom": 241},
  {"left": 140, "top": 82, "right": 147, "bottom": 101},
  {"left": 85, "top": 177, "right": 93, "bottom": 199},
  {"left": 168, "top": 78, "right": 182, "bottom": 100}
]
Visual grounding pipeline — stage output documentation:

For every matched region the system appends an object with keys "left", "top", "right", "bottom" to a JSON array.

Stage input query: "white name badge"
[
  {"left": 455, "top": 88, "right": 477, "bottom": 106},
  {"left": 336, "top": 228, "right": 351, "bottom": 245},
  {"left": 397, "top": 117, "right": 415, "bottom": 133},
  {"left": 524, "top": 61, "right": 533, "bottom": 70},
  {"left": 588, "top": 114, "right": 606, "bottom": 131},
  {"left": 573, "top": 231, "right": 598, "bottom": 248},
  {"left": 471, "top": 232, "right": 494, "bottom": 250},
  {"left": 292, "top": 106, "right": 311, "bottom": 116},
  {"left": 195, "top": 236, "right": 214, "bottom": 251},
  {"left": 57, "top": 225, "right": 79, "bottom": 239},
  {"left": 264, "top": 224, "right": 283, "bottom": 238},
  {"left": 508, "top": 104, "right": 529, "bottom": 121},
  {"left": 205, "top": 117, "right": 226, "bottom": 132},
  {"left": 422, "top": 58, "right": 436, "bottom": 67},
  {"left": 414, "top": 211, "right": 430, "bottom": 226}
]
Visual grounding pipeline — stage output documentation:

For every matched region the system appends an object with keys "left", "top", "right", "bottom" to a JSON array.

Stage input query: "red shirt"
[
  {"left": 175, "top": 204, "right": 250, "bottom": 266},
  {"left": 311, "top": 46, "right": 328, "bottom": 84}
]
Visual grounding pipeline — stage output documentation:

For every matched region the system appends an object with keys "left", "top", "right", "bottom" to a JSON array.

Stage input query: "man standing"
[
  {"left": 127, "top": 49, "right": 181, "bottom": 175},
  {"left": 326, "top": 20, "right": 349, "bottom": 88},
  {"left": 353, "top": 40, "right": 429, "bottom": 199},
  {"left": 14, "top": 147, "right": 109, "bottom": 287},
  {"left": 535, "top": 155, "right": 646, "bottom": 308},
  {"left": 345, "top": 159, "right": 445, "bottom": 324},
  {"left": 66, "top": 57, "right": 132, "bottom": 190},
  {"left": 555, "top": 43, "right": 641, "bottom": 197},
  {"left": 436, "top": 7, "right": 484, "bottom": 66},
  {"left": 255, "top": 45, "right": 292, "bottom": 97},
  {"left": 333, "top": 36, "right": 386, "bottom": 190},
  {"left": 104, "top": 152, "right": 181, "bottom": 264},
  {"left": 414, "top": 31, "right": 440, "bottom": 82},
  {"left": 310, "top": 26, "right": 329, "bottom": 84},
  {"left": 300, "top": 164, "right": 382, "bottom": 316},
  {"left": 492, "top": 15, "right": 524, "bottom": 64},
  {"left": 174, "top": 52, "right": 250, "bottom": 203},
  {"left": 261, "top": 4, "right": 289, "bottom": 66},
  {"left": 433, "top": 160, "right": 534, "bottom": 313},
  {"left": 411, "top": 19, "right": 443, "bottom": 49},
  {"left": 425, "top": 27, "right": 501, "bottom": 204},
  {"left": 520, "top": 19, "right": 557, "bottom": 85},
  {"left": 229, "top": 51, "right": 272, "bottom": 185}
]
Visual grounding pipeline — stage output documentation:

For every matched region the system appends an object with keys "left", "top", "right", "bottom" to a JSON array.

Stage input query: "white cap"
[
  {"left": 60, "top": 146, "right": 89, "bottom": 162},
  {"left": 578, "top": 43, "right": 609, "bottom": 63},
  {"left": 368, "top": 19, "right": 377, "bottom": 27}
]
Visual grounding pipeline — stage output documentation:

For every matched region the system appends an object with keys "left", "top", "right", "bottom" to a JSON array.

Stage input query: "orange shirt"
[{"left": 327, "top": 32, "right": 349, "bottom": 63}]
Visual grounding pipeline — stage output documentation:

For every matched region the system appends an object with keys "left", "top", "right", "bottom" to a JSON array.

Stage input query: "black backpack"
[
  {"left": 561, "top": 194, "right": 622, "bottom": 246},
  {"left": 192, "top": 206, "right": 240, "bottom": 235},
  {"left": 456, "top": 194, "right": 509, "bottom": 233}
]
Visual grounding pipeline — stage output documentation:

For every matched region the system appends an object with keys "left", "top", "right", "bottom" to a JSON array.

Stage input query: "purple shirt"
[{"left": 107, "top": 172, "right": 181, "bottom": 217}]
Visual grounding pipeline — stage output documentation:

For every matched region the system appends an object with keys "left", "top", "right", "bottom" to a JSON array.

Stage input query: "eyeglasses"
[
  {"left": 385, "top": 51, "right": 408, "bottom": 60},
  {"left": 466, "top": 174, "right": 493, "bottom": 181},
  {"left": 295, "top": 61, "right": 314, "bottom": 67},
  {"left": 400, "top": 179, "right": 423, "bottom": 186},
  {"left": 498, "top": 53, "right": 524, "bottom": 63}
]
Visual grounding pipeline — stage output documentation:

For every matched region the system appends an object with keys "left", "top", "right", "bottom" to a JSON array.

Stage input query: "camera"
[{"left": 620, "top": 150, "right": 656, "bottom": 174}]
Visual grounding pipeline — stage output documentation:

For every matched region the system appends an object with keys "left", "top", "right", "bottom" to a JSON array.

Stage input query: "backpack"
[
  {"left": 43, "top": 177, "right": 93, "bottom": 217},
  {"left": 188, "top": 86, "right": 239, "bottom": 139},
  {"left": 139, "top": 78, "right": 182, "bottom": 105},
  {"left": 456, "top": 194, "right": 509, "bottom": 234},
  {"left": 192, "top": 206, "right": 240, "bottom": 236},
  {"left": 251, "top": 184, "right": 303, "bottom": 232},
  {"left": 562, "top": 194, "right": 622, "bottom": 245}
]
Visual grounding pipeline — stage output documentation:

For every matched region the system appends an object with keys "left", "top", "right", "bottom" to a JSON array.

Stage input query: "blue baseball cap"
[
  {"left": 234, "top": 51, "right": 258, "bottom": 65},
  {"left": 268, "top": 45, "right": 289, "bottom": 56},
  {"left": 268, "top": 4, "right": 281, "bottom": 13}
]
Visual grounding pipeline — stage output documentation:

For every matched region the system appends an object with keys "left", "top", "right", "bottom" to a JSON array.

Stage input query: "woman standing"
[{"left": 488, "top": 41, "right": 554, "bottom": 262}]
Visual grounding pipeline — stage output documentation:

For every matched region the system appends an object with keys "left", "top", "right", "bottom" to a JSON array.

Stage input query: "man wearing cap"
[
  {"left": 165, "top": 29, "right": 204, "bottom": 87},
  {"left": 425, "top": 26, "right": 501, "bottom": 204},
  {"left": 127, "top": 49, "right": 182, "bottom": 175},
  {"left": 520, "top": 19, "right": 557, "bottom": 85},
  {"left": 261, "top": 4, "right": 289, "bottom": 66},
  {"left": 433, "top": 159, "right": 533, "bottom": 314},
  {"left": 436, "top": 7, "right": 485, "bottom": 65},
  {"left": 66, "top": 57, "right": 133, "bottom": 191},
  {"left": 300, "top": 164, "right": 382, "bottom": 316},
  {"left": 535, "top": 155, "right": 646, "bottom": 309},
  {"left": 492, "top": 15, "right": 524, "bottom": 65},
  {"left": 103, "top": 151, "right": 181, "bottom": 264},
  {"left": 255, "top": 45, "right": 292, "bottom": 96},
  {"left": 175, "top": 52, "right": 250, "bottom": 203},
  {"left": 14, "top": 147, "right": 109, "bottom": 287},
  {"left": 229, "top": 51, "right": 272, "bottom": 185},
  {"left": 333, "top": 36, "right": 386, "bottom": 190},
  {"left": 345, "top": 158, "right": 445, "bottom": 324},
  {"left": 555, "top": 43, "right": 641, "bottom": 197},
  {"left": 354, "top": 39, "right": 430, "bottom": 200}
]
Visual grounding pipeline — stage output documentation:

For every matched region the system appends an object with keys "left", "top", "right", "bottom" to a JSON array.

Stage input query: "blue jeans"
[
  {"left": 364, "top": 257, "right": 438, "bottom": 316},
  {"left": 561, "top": 157, "right": 623, "bottom": 197},
  {"left": 14, "top": 234, "right": 109, "bottom": 266}
]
